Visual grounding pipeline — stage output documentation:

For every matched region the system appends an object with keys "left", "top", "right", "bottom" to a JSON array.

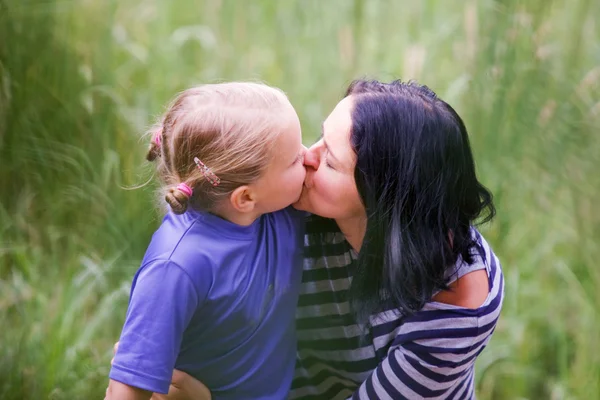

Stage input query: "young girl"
[{"left": 106, "top": 82, "right": 307, "bottom": 400}]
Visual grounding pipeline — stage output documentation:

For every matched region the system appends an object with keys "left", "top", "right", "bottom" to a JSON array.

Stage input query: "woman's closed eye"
[{"left": 323, "top": 151, "right": 335, "bottom": 170}]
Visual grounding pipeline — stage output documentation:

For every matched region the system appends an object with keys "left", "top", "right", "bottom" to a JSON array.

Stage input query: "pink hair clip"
[
  {"left": 152, "top": 129, "right": 162, "bottom": 147},
  {"left": 177, "top": 182, "right": 193, "bottom": 197},
  {"left": 194, "top": 157, "right": 221, "bottom": 186}
]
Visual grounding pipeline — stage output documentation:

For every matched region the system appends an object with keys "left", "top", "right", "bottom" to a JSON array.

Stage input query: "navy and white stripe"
[{"left": 290, "top": 216, "right": 504, "bottom": 399}]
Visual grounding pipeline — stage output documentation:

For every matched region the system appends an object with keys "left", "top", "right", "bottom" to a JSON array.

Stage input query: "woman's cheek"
[{"left": 314, "top": 171, "right": 338, "bottom": 206}]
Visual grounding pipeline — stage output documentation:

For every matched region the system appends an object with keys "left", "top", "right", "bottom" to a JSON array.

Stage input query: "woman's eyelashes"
[{"left": 323, "top": 151, "right": 335, "bottom": 170}]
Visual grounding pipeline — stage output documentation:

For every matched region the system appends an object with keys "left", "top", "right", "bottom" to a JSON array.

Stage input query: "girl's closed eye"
[{"left": 291, "top": 151, "right": 304, "bottom": 166}]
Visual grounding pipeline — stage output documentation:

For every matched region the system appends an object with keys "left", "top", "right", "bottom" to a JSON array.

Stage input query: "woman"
[
  {"left": 288, "top": 79, "right": 502, "bottom": 399},
  {"left": 123, "top": 79, "right": 503, "bottom": 399}
]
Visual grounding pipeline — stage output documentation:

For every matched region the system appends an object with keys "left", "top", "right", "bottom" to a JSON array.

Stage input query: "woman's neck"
[{"left": 335, "top": 215, "right": 367, "bottom": 252}]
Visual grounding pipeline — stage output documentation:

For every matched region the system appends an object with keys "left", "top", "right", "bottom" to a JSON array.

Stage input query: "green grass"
[{"left": 1, "top": 0, "right": 599, "bottom": 398}]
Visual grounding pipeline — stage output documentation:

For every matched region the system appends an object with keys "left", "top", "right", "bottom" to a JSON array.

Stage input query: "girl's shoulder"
[
  {"left": 269, "top": 206, "right": 306, "bottom": 222},
  {"left": 303, "top": 214, "right": 340, "bottom": 234},
  {"left": 262, "top": 207, "right": 307, "bottom": 238},
  {"left": 143, "top": 211, "right": 227, "bottom": 275}
]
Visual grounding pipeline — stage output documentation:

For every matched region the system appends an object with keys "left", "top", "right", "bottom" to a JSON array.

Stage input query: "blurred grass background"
[{"left": 1, "top": 0, "right": 599, "bottom": 398}]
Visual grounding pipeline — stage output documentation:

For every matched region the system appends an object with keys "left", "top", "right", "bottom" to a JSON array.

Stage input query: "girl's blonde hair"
[{"left": 146, "top": 82, "right": 294, "bottom": 214}]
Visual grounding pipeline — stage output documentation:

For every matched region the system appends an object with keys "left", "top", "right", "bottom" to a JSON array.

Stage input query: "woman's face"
[{"left": 293, "top": 96, "right": 365, "bottom": 220}]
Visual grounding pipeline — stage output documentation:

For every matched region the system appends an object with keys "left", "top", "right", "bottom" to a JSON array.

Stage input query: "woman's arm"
[
  {"left": 349, "top": 270, "right": 500, "bottom": 399},
  {"left": 105, "top": 379, "right": 152, "bottom": 400},
  {"left": 150, "top": 370, "right": 212, "bottom": 400},
  {"left": 109, "top": 343, "right": 211, "bottom": 400},
  {"left": 349, "top": 316, "right": 483, "bottom": 399}
]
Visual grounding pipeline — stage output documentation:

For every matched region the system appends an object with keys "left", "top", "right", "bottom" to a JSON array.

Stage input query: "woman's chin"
[
  {"left": 292, "top": 197, "right": 308, "bottom": 212},
  {"left": 292, "top": 187, "right": 311, "bottom": 212}
]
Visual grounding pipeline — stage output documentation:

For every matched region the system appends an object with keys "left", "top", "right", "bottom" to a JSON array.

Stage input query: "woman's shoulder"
[
  {"left": 468, "top": 228, "right": 501, "bottom": 272},
  {"left": 413, "top": 229, "right": 504, "bottom": 332},
  {"left": 375, "top": 228, "right": 504, "bottom": 344},
  {"left": 443, "top": 228, "right": 503, "bottom": 299}
]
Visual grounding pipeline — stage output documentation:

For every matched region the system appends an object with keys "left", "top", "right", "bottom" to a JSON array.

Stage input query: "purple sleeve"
[{"left": 109, "top": 260, "right": 201, "bottom": 394}]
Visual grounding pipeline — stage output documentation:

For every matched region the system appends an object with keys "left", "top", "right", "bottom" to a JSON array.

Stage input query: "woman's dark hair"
[{"left": 346, "top": 79, "right": 495, "bottom": 323}]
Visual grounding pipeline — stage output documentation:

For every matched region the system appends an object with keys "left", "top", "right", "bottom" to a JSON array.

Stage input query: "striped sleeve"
[{"left": 350, "top": 311, "right": 486, "bottom": 400}]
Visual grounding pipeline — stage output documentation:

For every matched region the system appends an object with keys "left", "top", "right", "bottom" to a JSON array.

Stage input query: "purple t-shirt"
[{"left": 109, "top": 207, "right": 304, "bottom": 399}]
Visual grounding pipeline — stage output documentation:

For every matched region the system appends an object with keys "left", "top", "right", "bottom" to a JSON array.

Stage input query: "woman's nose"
[{"left": 303, "top": 145, "right": 320, "bottom": 170}]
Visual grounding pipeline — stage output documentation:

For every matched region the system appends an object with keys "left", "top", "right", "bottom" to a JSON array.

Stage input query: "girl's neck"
[
  {"left": 335, "top": 215, "right": 367, "bottom": 252},
  {"left": 212, "top": 203, "right": 261, "bottom": 227}
]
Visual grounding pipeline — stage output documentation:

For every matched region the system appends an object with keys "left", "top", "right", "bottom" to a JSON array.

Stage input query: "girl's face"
[
  {"left": 252, "top": 108, "right": 307, "bottom": 214},
  {"left": 294, "top": 96, "right": 365, "bottom": 221}
]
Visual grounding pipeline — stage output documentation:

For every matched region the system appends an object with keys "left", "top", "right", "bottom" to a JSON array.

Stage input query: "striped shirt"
[{"left": 290, "top": 216, "right": 504, "bottom": 400}]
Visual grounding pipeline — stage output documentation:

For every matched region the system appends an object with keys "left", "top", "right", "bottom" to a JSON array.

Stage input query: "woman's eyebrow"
[
  {"left": 310, "top": 123, "right": 324, "bottom": 145},
  {"left": 321, "top": 122, "right": 341, "bottom": 163}
]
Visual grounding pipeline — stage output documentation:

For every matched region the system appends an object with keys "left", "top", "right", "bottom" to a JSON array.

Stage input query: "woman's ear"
[{"left": 229, "top": 185, "right": 257, "bottom": 213}]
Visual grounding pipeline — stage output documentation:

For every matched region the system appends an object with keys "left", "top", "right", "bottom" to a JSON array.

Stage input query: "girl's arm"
[{"left": 109, "top": 260, "right": 209, "bottom": 396}]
